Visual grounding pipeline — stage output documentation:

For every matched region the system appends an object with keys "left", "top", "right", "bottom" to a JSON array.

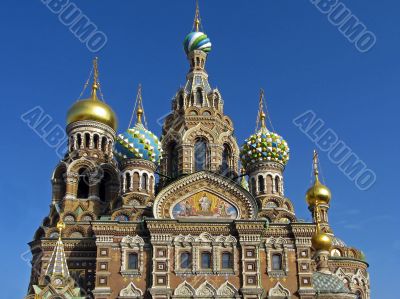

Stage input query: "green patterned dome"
[{"left": 240, "top": 126, "right": 290, "bottom": 168}]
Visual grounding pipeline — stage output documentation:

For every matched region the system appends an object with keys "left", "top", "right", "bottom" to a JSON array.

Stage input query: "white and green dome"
[
  {"left": 240, "top": 126, "right": 290, "bottom": 168},
  {"left": 183, "top": 31, "right": 212, "bottom": 55}
]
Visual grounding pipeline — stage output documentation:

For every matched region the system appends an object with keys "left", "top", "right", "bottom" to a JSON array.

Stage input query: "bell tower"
[{"left": 160, "top": 1, "right": 239, "bottom": 182}]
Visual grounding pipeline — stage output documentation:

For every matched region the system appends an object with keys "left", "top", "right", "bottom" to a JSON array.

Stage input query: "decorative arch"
[
  {"left": 195, "top": 281, "right": 216, "bottom": 297},
  {"left": 154, "top": 171, "right": 257, "bottom": 220},
  {"left": 217, "top": 281, "right": 238, "bottom": 297},
  {"left": 174, "top": 281, "right": 195, "bottom": 297},
  {"left": 268, "top": 282, "right": 290, "bottom": 297},
  {"left": 182, "top": 123, "right": 217, "bottom": 144},
  {"left": 119, "top": 281, "right": 143, "bottom": 298}
]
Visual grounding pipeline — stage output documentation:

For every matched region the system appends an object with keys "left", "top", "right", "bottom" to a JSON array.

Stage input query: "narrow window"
[
  {"left": 125, "top": 173, "right": 131, "bottom": 191},
  {"left": 180, "top": 252, "right": 191, "bottom": 269},
  {"left": 272, "top": 254, "right": 282, "bottom": 270},
  {"left": 85, "top": 133, "right": 90, "bottom": 148},
  {"left": 251, "top": 177, "right": 256, "bottom": 195},
  {"left": 196, "top": 88, "right": 203, "bottom": 106},
  {"left": 141, "top": 173, "right": 148, "bottom": 190},
  {"left": 222, "top": 252, "right": 233, "bottom": 269},
  {"left": 168, "top": 142, "right": 178, "bottom": 178},
  {"left": 221, "top": 144, "right": 232, "bottom": 175},
  {"left": 77, "top": 168, "right": 90, "bottom": 199},
  {"left": 128, "top": 253, "right": 138, "bottom": 270},
  {"left": 275, "top": 176, "right": 280, "bottom": 193},
  {"left": 194, "top": 138, "right": 208, "bottom": 171},
  {"left": 93, "top": 134, "right": 99, "bottom": 149},
  {"left": 201, "top": 252, "right": 212, "bottom": 269},
  {"left": 258, "top": 175, "right": 265, "bottom": 193}
]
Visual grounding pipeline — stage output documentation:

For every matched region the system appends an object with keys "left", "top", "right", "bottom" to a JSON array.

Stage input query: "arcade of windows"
[
  {"left": 167, "top": 137, "right": 233, "bottom": 175},
  {"left": 178, "top": 251, "right": 234, "bottom": 272}
]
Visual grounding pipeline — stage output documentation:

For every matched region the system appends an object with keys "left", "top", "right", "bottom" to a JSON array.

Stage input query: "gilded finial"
[
  {"left": 313, "top": 149, "right": 319, "bottom": 181},
  {"left": 136, "top": 84, "right": 143, "bottom": 124},
  {"left": 56, "top": 220, "right": 65, "bottom": 240},
  {"left": 91, "top": 57, "right": 99, "bottom": 100},
  {"left": 193, "top": 0, "right": 201, "bottom": 32},
  {"left": 257, "top": 88, "right": 267, "bottom": 129}
]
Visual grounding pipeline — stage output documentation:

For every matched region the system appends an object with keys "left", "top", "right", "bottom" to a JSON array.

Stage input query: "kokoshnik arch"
[{"left": 24, "top": 2, "right": 370, "bottom": 299}]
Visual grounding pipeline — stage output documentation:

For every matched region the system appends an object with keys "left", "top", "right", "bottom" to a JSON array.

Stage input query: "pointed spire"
[
  {"left": 256, "top": 89, "right": 268, "bottom": 132},
  {"left": 193, "top": 0, "right": 201, "bottom": 32},
  {"left": 136, "top": 84, "right": 144, "bottom": 124},
  {"left": 313, "top": 149, "right": 320, "bottom": 181},
  {"left": 45, "top": 220, "right": 70, "bottom": 280},
  {"left": 128, "top": 84, "right": 147, "bottom": 129},
  {"left": 91, "top": 57, "right": 99, "bottom": 100}
]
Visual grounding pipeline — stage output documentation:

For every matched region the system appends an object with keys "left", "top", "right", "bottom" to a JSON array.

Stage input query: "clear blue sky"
[{"left": 0, "top": 0, "right": 398, "bottom": 297}]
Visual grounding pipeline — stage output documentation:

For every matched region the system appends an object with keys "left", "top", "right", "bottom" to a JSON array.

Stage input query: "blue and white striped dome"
[
  {"left": 183, "top": 31, "right": 212, "bottom": 54},
  {"left": 114, "top": 123, "right": 162, "bottom": 164}
]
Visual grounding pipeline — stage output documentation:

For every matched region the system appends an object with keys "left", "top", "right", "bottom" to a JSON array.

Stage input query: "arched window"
[
  {"left": 141, "top": 173, "right": 148, "bottom": 190},
  {"left": 101, "top": 137, "right": 107, "bottom": 151},
  {"left": 133, "top": 172, "right": 140, "bottom": 191},
  {"left": 128, "top": 253, "right": 138, "bottom": 270},
  {"left": 355, "top": 291, "right": 362, "bottom": 299},
  {"left": 221, "top": 144, "right": 232, "bottom": 175},
  {"left": 251, "top": 177, "right": 256, "bottom": 195},
  {"left": 201, "top": 252, "right": 212, "bottom": 269},
  {"left": 85, "top": 133, "right": 90, "bottom": 148},
  {"left": 77, "top": 134, "right": 82, "bottom": 148},
  {"left": 69, "top": 136, "right": 74, "bottom": 151},
  {"left": 222, "top": 252, "right": 233, "bottom": 269},
  {"left": 93, "top": 134, "right": 99, "bottom": 149},
  {"left": 194, "top": 138, "right": 208, "bottom": 171},
  {"left": 167, "top": 142, "right": 178, "bottom": 178},
  {"left": 266, "top": 175, "right": 273, "bottom": 193},
  {"left": 125, "top": 172, "right": 131, "bottom": 191},
  {"left": 272, "top": 254, "right": 282, "bottom": 270},
  {"left": 180, "top": 252, "right": 191, "bottom": 269},
  {"left": 275, "top": 176, "right": 280, "bottom": 193},
  {"left": 196, "top": 88, "right": 203, "bottom": 106},
  {"left": 77, "top": 168, "right": 90, "bottom": 199},
  {"left": 99, "top": 172, "right": 110, "bottom": 202},
  {"left": 258, "top": 175, "right": 265, "bottom": 193}
]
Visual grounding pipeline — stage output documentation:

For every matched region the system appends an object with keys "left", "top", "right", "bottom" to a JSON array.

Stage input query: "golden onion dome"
[
  {"left": 306, "top": 179, "right": 331, "bottom": 207},
  {"left": 67, "top": 57, "right": 118, "bottom": 131},
  {"left": 67, "top": 95, "right": 117, "bottom": 131},
  {"left": 312, "top": 232, "right": 333, "bottom": 251}
]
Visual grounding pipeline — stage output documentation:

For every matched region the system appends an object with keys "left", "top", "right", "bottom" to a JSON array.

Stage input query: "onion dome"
[
  {"left": 114, "top": 86, "right": 162, "bottom": 164},
  {"left": 183, "top": 0, "right": 211, "bottom": 55},
  {"left": 114, "top": 123, "right": 162, "bottom": 163},
  {"left": 240, "top": 110, "right": 290, "bottom": 169},
  {"left": 306, "top": 150, "right": 331, "bottom": 207},
  {"left": 306, "top": 179, "right": 331, "bottom": 206},
  {"left": 312, "top": 231, "right": 333, "bottom": 251},
  {"left": 67, "top": 58, "right": 117, "bottom": 131},
  {"left": 183, "top": 31, "right": 212, "bottom": 55}
]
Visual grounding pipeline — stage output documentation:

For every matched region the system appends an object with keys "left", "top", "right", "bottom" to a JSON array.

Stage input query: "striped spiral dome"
[{"left": 183, "top": 31, "right": 212, "bottom": 54}]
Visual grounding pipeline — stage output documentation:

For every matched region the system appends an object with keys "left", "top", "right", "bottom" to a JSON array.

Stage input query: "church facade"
[{"left": 25, "top": 3, "right": 370, "bottom": 299}]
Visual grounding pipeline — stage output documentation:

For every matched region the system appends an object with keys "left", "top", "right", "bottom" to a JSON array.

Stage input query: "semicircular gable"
[{"left": 154, "top": 171, "right": 257, "bottom": 220}]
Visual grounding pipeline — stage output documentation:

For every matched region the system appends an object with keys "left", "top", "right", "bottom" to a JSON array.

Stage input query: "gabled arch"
[
  {"left": 217, "top": 281, "right": 239, "bottom": 297},
  {"left": 174, "top": 281, "right": 195, "bottom": 297},
  {"left": 268, "top": 282, "right": 290, "bottom": 297},
  {"left": 195, "top": 281, "right": 216, "bottom": 297},
  {"left": 154, "top": 171, "right": 257, "bottom": 220},
  {"left": 119, "top": 281, "right": 143, "bottom": 298}
]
